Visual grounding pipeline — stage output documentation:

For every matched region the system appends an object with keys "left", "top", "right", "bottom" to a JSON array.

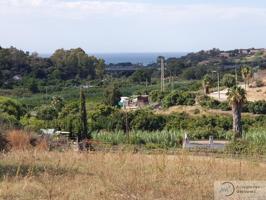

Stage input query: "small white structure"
[
  {"left": 182, "top": 133, "right": 190, "bottom": 148},
  {"left": 120, "top": 97, "right": 130, "bottom": 109},
  {"left": 55, "top": 131, "right": 70, "bottom": 136},
  {"left": 120, "top": 95, "right": 149, "bottom": 110},
  {"left": 40, "top": 129, "right": 55, "bottom": 135},
  {"left": 182, "top": 134, "right": 228, "bottom": 150},
  {"left": 13, "top": 75, "right": 22, "bottom": 81},
  {"left": 40, "top": 129, "right": 70, "bottom": 136}
]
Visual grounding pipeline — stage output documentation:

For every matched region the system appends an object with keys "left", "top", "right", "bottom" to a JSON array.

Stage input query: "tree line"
[{"left": 0, "top": 46, "right": 105, "bottom": 89}]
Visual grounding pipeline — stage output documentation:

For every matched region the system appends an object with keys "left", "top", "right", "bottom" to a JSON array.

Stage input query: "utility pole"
[
  {"left": 218, "top": 72, "right": 220, "bottom": 99},
  {"left": 235, "top": 66, "right": 238, "bottom": 85},
  {"left": 123, "top": 102, "right": 129, "bottom": 143},
  {"left": 46, "top": 86, "right": 48, "bottom": 101},
  {"left": 170, "top": 71, "right": 174, "bottom": 92},
  {"left": 158, "top": 56, "right": 165, "bottom": 92},
  {"left": 125, "top": 110, "right": 129, "bottom": 143},
  {"left": 145, "top": 78, "right": 148, "bottom": 89},
  {"left": 212, "top": 71, "right": 220, "bottom": 100}
]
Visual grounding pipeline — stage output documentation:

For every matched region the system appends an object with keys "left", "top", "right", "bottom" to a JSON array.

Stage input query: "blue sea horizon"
[
  {"left": 40, "top": 52, "right": 188, "bottom": 65},
  {"left": 93, "top": 52, "right": 187, "bottom": 65}
]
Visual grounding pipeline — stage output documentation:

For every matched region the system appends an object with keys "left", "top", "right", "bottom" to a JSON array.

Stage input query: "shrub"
[
  {"left": 103, "top": 84, "right": 121, "bottom": 106},
  {"left": 0, "top": 131, "right": 8, "bottom": 151},
  {"left": 162, "top": 91, "right": 196, "bottom": 108},
  {"left": 36, "top": 105, "right": 58, "bottom": 121},
  {"left": 20, "top": 116, "right": 46, "bottom": 131},
  {"left": 226, "top": 129, "right": 266, "bottom": 155},
  {"left": 197, "top": 95, "right": 220, "bottom": 108},
  {"left": 0, "top": 112, "right": 20, "bottom": 128},
  {"left": 6, "top": 130, "right": 32, "bottom": 150},
  {"left": 222, "top": 74, "right": 236, "bottom": 88},
  {"left": 130, "top": 110, "right": 166, "bottom": 131},
  {"left": 247, "top": 101, "right": 266, "bottom": 114},
  {"left": 255, "top": 80, "right": 264, "bottom": 87},
  {"left": 197, "top": 95, "right": 230, "bottom": 111},
  {"left": 193, "top": 109, "right": 200, "bottom": 114},
  {"left": 225, "top": 139, "right": 250, "bottom": 155},
  {"left": 150, "top": 90, "right": 165, "bottom": 102},
  {"left": 0, "top": 97, "right": 25, "bottom": 120}
]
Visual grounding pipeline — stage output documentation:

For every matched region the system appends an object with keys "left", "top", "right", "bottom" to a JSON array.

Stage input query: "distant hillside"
[
  {"left": 162, "top": 48, "right": 266, "bottom": 80},
  {"left": 1, "top": 46, "right": 266, "bottom": 91}
]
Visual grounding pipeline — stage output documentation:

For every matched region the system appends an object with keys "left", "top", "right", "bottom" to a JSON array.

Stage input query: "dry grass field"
[
  {"left": 0, "top": 150, "right": 266, "bottom": 200},
  {"left": 156, "top": 105, "right": 257, "bottom": 117}
]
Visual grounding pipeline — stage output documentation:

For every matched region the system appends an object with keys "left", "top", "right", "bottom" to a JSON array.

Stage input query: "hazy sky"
[{"left": 1, "top": 0, "right": 266, "bottom": 53}]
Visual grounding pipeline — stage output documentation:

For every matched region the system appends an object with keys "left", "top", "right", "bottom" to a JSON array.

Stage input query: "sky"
[{"left": 1, "top": 0, "right": 266, "bottom": 53}]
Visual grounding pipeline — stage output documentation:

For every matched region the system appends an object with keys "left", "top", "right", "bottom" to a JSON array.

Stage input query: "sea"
[
  {"left": 92, "top": 52, "right": 187, "bottom": 65},
  {"left": 41, "top": 52, "right": 187, "bottom": 66}
]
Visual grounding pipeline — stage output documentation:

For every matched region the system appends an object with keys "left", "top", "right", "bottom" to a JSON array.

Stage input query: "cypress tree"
[{"left": 79, "top": 88, "right": 89, "bottom": 141}]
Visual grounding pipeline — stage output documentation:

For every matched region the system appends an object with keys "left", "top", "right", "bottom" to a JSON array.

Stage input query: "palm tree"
[
  {"left": 202, "top": 74, "right": 212, "bottom": 95},
  {"left": 241, "top": 66, "right": 252, "bottom": 89},
  {"left": 227, "top": 86, "right": 246, "bottom": 138}
]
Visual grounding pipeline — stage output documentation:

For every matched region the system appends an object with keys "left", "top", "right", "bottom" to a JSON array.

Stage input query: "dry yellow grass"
[
  {"left": 6, "top": 130, "right": 32, "bottom": 150},
  {"left": 0, "top": 150, "right": 265, "bottom": 200},
  {"left": 155, "top": 105, "right": 256, "bottom": 117}
]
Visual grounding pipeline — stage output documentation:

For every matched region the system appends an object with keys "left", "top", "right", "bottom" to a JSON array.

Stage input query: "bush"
[
  {"left": 0, "top": 131, "right": 8, "bottom": 151},
  {"left": 226, "top": 129, "right": 266, "bottom": 155},
  {"left": 36, "top": 105, "right": 58, "bottom": 121},
  {"left": 162, "top": 91, "right": 196, "bottom": 108},
  {"left": 225, "top": 140, "right": 250, "bottom": 154},
  {"left": 150, "top": 90, "right": 165, "bottom": 102},
  {"left": 0, "top": 113, "right": 20, "bottom": 128},
  {"left": 6, "top": 130, "right": 32, "bottom": 150},
  {"left": 0, "top": 97, "right": 25, "bottom": 120},
  {"left": 103, "top": 84, "right": 121, "bottom": 106},
  {"left": 130, "top": 110, "right": 166, "bottom": 131},
  {"left": 222, "top": 74, "right": 236, "bottom": 88},
  {"left": 197, "top": 95, "right": 220, "bottom": 108},
  {"left": 197, "top": 95, "right": 231, "bottom": 111},
  {"left": 247, "top": 101, "right": 266, "bottom": 114},
  {"left": 255, "top": 80, "right": 264, "bottom": 87}
]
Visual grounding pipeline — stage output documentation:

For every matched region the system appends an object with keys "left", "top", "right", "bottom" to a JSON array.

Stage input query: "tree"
[
  {"left": 227, "top": 86, "right": 246, "bottom": 138},
  {"left": 50, "top": 48, "right": 103, "bottom": 80},
  {"left": 131, "top": 69, "right": 152, "bottom": 84},
  {"left": 36, "top": 105, "right": 58, "bottom": 121},
  {"left": 51, "top": 96, "right": 64, "bottom": 112},
  {"left": 222, "top": 74, "right": 236, "bottom": 88},
  {"left": 95, "top": 59, "right": 105, "bottom": 79},
  {"left": 58, "top": 102, "right": 80, "bottom": 136},
  {"left": 241, "top": 66, "right": 252, "bottom": 89},
  {"left": 79, "top": 88, "right": 89, "bottom": 140},
  {"left": 23, "top": 78, "right": 39, "bottom": 93},
  {"left": 104, "top": 84, "right": 121, "bottom": 106},
  {"left": 202, "top": 74, "right": 213, "bottom": 95},
  {"left": 0, "top": 98, "right": 25, "bottom": 120}
]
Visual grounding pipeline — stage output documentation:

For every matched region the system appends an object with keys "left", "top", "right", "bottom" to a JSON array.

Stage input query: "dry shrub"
[{"left": 6, "top": 130, "right": 32, "bottom": 150}]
